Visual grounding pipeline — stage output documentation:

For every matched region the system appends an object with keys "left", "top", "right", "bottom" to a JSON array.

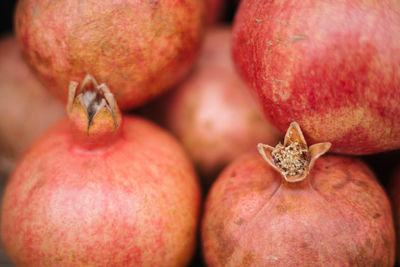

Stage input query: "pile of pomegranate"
[{"left": 1, "top": 0, "right": 399, "bottom": 266}]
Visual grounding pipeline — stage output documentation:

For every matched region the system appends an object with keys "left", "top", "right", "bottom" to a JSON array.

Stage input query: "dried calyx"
[
  {"left": 258, "top": 122, "right": 331, "bottom": 182},
  {"left": 67, "top": 74, "right": 122, "bottom": 150},
  {"left": 67, "top": 74, "right": 121, "bottom": 134}
]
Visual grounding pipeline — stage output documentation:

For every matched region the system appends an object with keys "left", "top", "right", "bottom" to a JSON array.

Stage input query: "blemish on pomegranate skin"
[
  {"left": 290, "top": 34, "right": 308, "bottom": 43},
  {"left": 241, "top": 251, "right": 256, "bottom": 265},
  {"left": 332, "top": 178, "right": 352, "bottom": 190},
  {"left": 149, "top": 0, "right": 159, "bottom": 9},
  {"left": 234, "top": 218, "right": 244, "bottom": 225},
  {"left": 300, "top": 242, "right": 309, "bottom": 248},
  {"left": 33, "top": 50, "right": 51, "bottom": 66},
  {"left": 373, "top": 213, "right": 381, "bottom": 219},
  {"left": 275, "top": 203, "right": 288, "bottom": 214},
  {"left": 213, "top": 224, "right": 235, "bottom": 265}
]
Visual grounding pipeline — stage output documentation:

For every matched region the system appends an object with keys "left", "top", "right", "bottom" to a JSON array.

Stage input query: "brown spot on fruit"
[
  {"left": 373, "top": 213, "right": 381, "bottom": 219},
  {"left": 234, "top": 218, "right": 244, "bottom": 225}
]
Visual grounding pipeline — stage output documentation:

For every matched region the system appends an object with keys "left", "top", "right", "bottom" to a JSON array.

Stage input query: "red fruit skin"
[
  {"left": 232, "top": 0, "right": 400, "bottom": 154},
  {"left": 1, "top": 116, "right": 201, "bottom": 266},
  {"left": 15, "top": 0, "right": 205, "bottom": 110},
  {"left": 144, "top": 27, "right": 280, "bottom": 182},
  {"left": 202, "top": 153, "right": 395, "bottom": 266},
  {"left": 0, "top": 36, "right": 64, "bottom": 175}
]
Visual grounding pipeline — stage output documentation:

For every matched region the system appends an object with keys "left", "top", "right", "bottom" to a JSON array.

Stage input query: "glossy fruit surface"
[
  {"left": 202, "top": 123, "right": 395, "bottom": 266},
  {"left": 232, "top": 0, "right": 400, "bottom": 154},
  {"left": 0, "top": 36, "right": 64, "bottom": 175},
  {"left": 15, "top": 0, "right": 205, "bottom": 110},
  {"left": 1, "top": 77, "right": 201, "bottom": 266}
]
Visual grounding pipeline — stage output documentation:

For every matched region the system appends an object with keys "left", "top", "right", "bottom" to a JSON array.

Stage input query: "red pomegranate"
[
  {"left": 202, "top": 122, "right": 395, "bottom": 266},
  {"left": 232, "top": 0, "right": 400, "bottom": 154},
  {"left": 0, "top": 36, "right": 64, "bottom": 176},
  {"left": 15, "top": 0, "right": 205, "bottom": 110},
  {"left": 142, "top": 27, "right": 280, "bottom": 184},
  {"left": 1, "top": 75, "right": 201, "bottom": 266}
]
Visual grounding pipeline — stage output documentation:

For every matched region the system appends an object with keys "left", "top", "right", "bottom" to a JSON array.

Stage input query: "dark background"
[{"left": 0, "top": 0, "right": 16, "bottom": 37}]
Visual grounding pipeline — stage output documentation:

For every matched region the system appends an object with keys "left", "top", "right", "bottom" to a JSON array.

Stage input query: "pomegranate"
[
  {"left": 0, "top": 36, "right": 64, "bottom": 176},
  {"left": 15, "top": 0, "right": 205, "bottom": 110},
  {"left": 232, "top": 0, "right": 400, "bottom": 154},
  {"left": 202, "top": 122, "right": 395, "bottom": 266},
  {"left": 141, "top": 27, "right": 280, "bottom": 184},
  {"left": 1, "top": 75, "right": 201, "bottom": 266}
]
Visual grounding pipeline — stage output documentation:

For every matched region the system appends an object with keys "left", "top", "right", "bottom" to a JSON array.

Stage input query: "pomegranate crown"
[
  {"left": 67, "top": 74, "right": 121, "bottom": 135},
  {"left": 258, "top": 122, "right": 331, "bottom": 182},
  {"left": 66, "top": 74, "right": 122, "bottom": 150}
]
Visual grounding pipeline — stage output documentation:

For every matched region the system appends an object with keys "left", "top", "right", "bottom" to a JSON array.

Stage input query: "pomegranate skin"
[
  {"left": 15, "top": 0, "right": 205, "bottom": 110},
  {"left": 1, "top": 116, "right": 201, "bottom": 266},
  {"left": 143, "top": 27, "right": 280, "bottom": 183},
  {"left": 232, "top": 0, "right": 400, "bottom": 154},
  {"left": 202, "top": 154, "right": 395, "bottom": 266},
  {"left": 0, "top": 36, "right": 64, "bottom": 175}
]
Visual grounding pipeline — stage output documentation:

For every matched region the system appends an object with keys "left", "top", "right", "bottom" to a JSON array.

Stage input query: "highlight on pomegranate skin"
[
  {"left": 232, "top": 0, "right": 400, "bottom": 154},
  {"left": 202, "top": 122, "right": 395, "bottom": 266},
  {"left": 15, "top": 0, "right": 205, "bottom": 110},
  {"left": 1, "top": 75, "right": 201, "bottom": 266}
]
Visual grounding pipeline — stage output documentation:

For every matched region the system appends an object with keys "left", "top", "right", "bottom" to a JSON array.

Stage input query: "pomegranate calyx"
[
  {"left": 67, "top": 74, "right": 121, "bottom": 136},
  {"left": 258, "top": 122, "right": 331, "bottom": 182}
]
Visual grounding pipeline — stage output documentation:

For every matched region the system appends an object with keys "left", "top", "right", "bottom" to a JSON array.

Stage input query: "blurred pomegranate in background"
[
  {"left": 141, "top": 27, "right": 280, "bottom": 185},
  {"left": 232, "top": 0, "right": 400, "bottom": 154},
  {"left": 0, "top": 36, "right": 64, "bottom": 176},
  {"left": 205, "top": 0, "right": 225, "bottom": 25},
  {"left": 15, "top": 0, "right": 205, "bottom": 110},
  {"left": 202, "top": 123, "right": 395, "bottom": 266},
  {"left": 1, "top": 76, "right": 201, "bottom": 266}
]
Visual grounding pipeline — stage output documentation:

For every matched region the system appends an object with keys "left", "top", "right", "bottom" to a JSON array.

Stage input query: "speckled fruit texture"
[
  {"left": 15, "top": 0, "right": 205, "bottom": 110},
  {"left": 0, "top": 36, "right": 64, "bottom": 175},
  {"left": 1, "top": 116, "right": 201, "bottom": 266},
  {"left": 202, "top": 154, "right": 395, "bottom": 266},
  {"left": 144, "top": 27, "right": 280, "bottom": 183},
  {"left": 232, "top": 0, "right": 400, "bottom": 154}
]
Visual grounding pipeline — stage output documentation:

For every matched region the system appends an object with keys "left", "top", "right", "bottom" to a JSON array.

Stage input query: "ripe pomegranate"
[
  {"left": 232, "top": 0, "right": 400, "bottom": 154},
  {"left": 0, "top": 36, "right": 64, "bottom": 176},
  {"left": 202, "top": 122, "right": 395, "bottom": 266},
  {"left": 1, "top": 75, "right": 201, "bottom": 266},
  {"left": 15, "top": 0, "right": 205, "bottom": 110},
  {"left": 141, "top": 27, "right": 280, "bottom": 184}
]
